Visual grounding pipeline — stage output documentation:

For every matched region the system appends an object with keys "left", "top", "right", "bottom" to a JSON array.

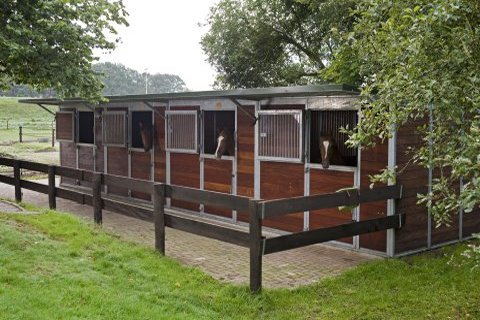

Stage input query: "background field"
[{"left": 0, "top": 97, "right": 58, "bottom": 167}]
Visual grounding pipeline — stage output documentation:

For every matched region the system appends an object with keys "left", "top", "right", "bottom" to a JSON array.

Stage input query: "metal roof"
[{"left": 19, "top": 84, "right": 358, "bottom": 106}]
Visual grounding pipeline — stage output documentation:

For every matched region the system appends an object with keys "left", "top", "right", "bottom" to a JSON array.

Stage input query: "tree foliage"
[
  {"left": 326, "top": 0, "right": 480, "bottom": 225},
  {"left": 92, "top": 62, "right": 187, "bottom": 95},
  {"left": 0, "top": 0, "right": 128, "bottom": 100},
  {"left": 201, "top": 0, "right": 354, "bottom": 88}
]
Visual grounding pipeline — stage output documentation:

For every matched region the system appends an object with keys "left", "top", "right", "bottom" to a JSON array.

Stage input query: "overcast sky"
[{"left": 96, "top": 0, "right": 219, "bottom": 91}]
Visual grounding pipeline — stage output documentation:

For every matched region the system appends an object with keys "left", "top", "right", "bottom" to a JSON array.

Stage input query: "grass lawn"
[
  {"left": 0, "top": 97, "right": 59, "bottom": 169},
  {"left": 0, "top": 206, "right": 479, "bottom": 319}
]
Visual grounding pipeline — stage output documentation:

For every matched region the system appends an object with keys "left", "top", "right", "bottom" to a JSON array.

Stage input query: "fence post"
[
  {"left": 51, "top": 128, "right": 55, "bottom": 148},
  {"left": 93, "top": 173, "right": 102, "bottom": 224},
  {"left": 19, "top": 126, "right": 22, "bottom": 143},
  {"left": 152, "top": 183, "right": 166, "bottom": 255},
  {"left": 13, "top": 160, "right": 21, "bottom": 202},
  {"left": 249, "top": 199, "right": 262, "bottom": 294},
  {"left": 48, "top": 165, "right": 56, "bottom": 209}
]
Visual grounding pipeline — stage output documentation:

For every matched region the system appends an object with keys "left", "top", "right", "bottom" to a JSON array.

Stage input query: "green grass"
[
  {"left": 0, "top": 97, "right": 58, "bottom": 167},
  {"left": 0, "top": 206, "right": 479, "bottom": 319}
]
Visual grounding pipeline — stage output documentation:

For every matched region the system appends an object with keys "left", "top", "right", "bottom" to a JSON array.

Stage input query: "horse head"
[
  {"left": 138, "top": 121, "right": 152, "bottom": 152},
  {"left": 214, "top": 128, "right": 234, "bottom": 159},
  {"left": 319, "top": 135, "right": 336, "bottom": 169}
]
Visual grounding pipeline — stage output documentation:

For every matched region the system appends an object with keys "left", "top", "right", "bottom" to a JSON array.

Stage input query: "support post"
[
  {"left": 19, "top": 126, "right": 22, "bottom": 143},
  {"left": 13, "top": 160, "right": 21, "bottom": 202},
  {"left": 48, "top": 165, "right": 56, "bottom": 209},
  {"left": 153, "top": 183, "right": 166, "bottom": 255},
  {"left": 249, "top": 199, "right": 262, "bottom": 293},
  {"left": 93, "top": 173, "right": 102, "bottom": 224},
  {"left": 51, "top": 128, "right": 55, "bottom": 148}
]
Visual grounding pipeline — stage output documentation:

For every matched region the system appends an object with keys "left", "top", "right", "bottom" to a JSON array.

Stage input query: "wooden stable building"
[{"left": 22, "top": 84, "right": 480, "bottom": 257}]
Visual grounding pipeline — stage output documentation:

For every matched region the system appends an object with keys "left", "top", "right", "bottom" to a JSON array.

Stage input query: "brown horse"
[
  {"left": 138, "top": 121, "right": 153, "bottom": 152},
  {"left": 319, "top": 136, "right": 346, "bottom": 168},
  {"left": 214, "top": 128, "right": 235, "bottom": 159}
]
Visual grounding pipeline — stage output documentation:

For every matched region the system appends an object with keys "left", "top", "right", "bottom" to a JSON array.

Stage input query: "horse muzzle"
[{"left": 321, "top": 161, "right": 330, "bottom": 169}]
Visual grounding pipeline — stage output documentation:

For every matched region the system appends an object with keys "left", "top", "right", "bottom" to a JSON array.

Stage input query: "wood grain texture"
[
  {"left": 59, "top": 141, "right": 76, "bottom": 185},
  {"left": 395, "top": 118, "right": 429, "bottom": 253},
  {"left": 95, "top": 110, "right": 104, "bottom": 172},
  {"left": 56, "top": 112, "right": 73, "bottom": 141},
  {"left": 170, "top": 152, "right": 200, "bottom": 212},
  {"left": 154, "top": 108, "right": 166, "bottom": 183},
  {"left": 260, "top": 161, "right": 304, "bottom": 232},
  {"left": 360, "top": 142, "right": 388, "bottom": 252},
  {"left": 107, "top": 146, "right": 129, "bottom": 196},
  {"left": 203, "top": 158, "right": 232, "bottom": 218},
  {"left": 130, "top": 150, "right": 151, "bottom": 200},
  {"left": 310, "top": 169, "right": 355, "bottom": 244}
]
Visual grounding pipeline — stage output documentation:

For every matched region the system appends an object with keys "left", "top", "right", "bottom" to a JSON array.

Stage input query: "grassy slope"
[
  {"left": 0, "top": 98, "right": 58, "bottom": 165},
  {"left": 0, "top": 207, "right": 479, "bottom": 320}
]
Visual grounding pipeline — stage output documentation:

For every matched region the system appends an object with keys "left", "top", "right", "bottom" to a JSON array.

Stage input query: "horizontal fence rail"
[
  {"left": 0, "top": 156, "right": 406, "bottom": 294},
  {"left": 259, "top": 184, "right": 403, "bottom": 219}
]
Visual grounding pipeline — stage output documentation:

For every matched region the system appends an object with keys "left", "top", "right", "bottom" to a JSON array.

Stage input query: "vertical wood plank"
[
  {"left": 48, "top": 165, "right": 56, "bottom": 209},
  {"left": 249, "top": 199, "right": 262, "bottom": 293},
  {"left": 13, "top": 160, "right": 21, "bottom": 202},
  {"left": 93, "top": 173, "right": 102, "bottom": 224},
  {"left": 153, "top": 183, "right": 166, "bottom": 255}
]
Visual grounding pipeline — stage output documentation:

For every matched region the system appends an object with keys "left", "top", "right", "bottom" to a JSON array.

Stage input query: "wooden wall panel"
[
  {"left": 395, "top": 118, "right": 429, "bottom": 254},
  {"left": 260, "top": 162, "right": 304, "bottom": 232},
  {"left": 56, "top": 112, "right": 74, "bottom": 141},
  {"left": 78, "top": 145, "right": 94, "bottom": 188},
  {"left": 236, "top": 106, "right": 255, "bottom": 222},
  {"left": 60, "top": 141, "right": 76, "bottom": 185},
  {"left": 131, "top": 150, "right": 151, "bottom": 201},
  {"left": 309, "top": 169, "right": 355, "bottom": 244},
  {"left": 154, "top": 108, "right": 166, "bottom": 183},
  {"left": 463, "top": 207, "right": 480, "bottom": 238},
  {"left": 170, "top": 153, "right": 200, "bottom": 212},
  {"left": 95, "top": 110, "right": 104, "bottom": 173},
  {"left": 204, "top": 158, "right": 232, "bottom": 218},
  {"left": 107, "top": 146, "right": 129, "bottom": 196},
  {"left": 360, "top": 142, "right": 388, "bottom": 252}
]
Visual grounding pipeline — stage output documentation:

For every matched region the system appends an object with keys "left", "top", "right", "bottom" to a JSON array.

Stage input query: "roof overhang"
[{"left": 19, "top": 84, "right": 359, "bottom": 106}]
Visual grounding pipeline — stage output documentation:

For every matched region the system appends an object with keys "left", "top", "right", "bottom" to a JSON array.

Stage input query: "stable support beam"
[
  {"left": 48, "top": 166, "right": 56, "bottom": 209},
  {"left": 153, "top": 183, "right": 166, "bottom": 255},
  {"left": 92, "top": 173, "right": 102, "bottom": 224},
  {"left": 13, "top": 160, "right": 21, "bottom": 202},
  {"left": 249, "top": 200, "right": 262, "bottom": 293}
]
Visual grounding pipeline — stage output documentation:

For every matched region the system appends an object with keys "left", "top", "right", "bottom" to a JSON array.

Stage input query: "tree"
[
  {"left": 0, "top": 0, "right": 128, "bottom": 100},
  {"left": 201, "top": 0, "right": 354, "bottom": 88},
  {"left": 326, "top": 0, "right": 480, "bottom": 225},
  {"left": 92, "top": 62, "right": 187, "bottom": 95}
]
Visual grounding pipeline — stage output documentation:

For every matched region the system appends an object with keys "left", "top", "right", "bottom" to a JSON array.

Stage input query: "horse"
[
  {"left": 319, "top": 135, "right": 346, "bottom": 168},
  {"left": 138, "top": 121, "right": 153, "bottom": 152},
  {"left": 214, "top": 128, "right": 235, "bottom": 159}
]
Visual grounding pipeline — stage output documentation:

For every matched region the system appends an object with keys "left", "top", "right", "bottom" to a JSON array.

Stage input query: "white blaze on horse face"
[
  {"left": 322, "top": 140, "right": 330, "bottom": 161},
  {"left": 215, "top": 135, "right": 225, "bottom": 158}
]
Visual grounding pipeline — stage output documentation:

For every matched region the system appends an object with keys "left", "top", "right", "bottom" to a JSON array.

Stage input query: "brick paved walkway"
[{"left": 0, "top": 181, "right": 377, "bottom": 288}]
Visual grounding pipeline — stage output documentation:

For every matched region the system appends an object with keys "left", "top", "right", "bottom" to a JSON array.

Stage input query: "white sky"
[{"left": 96, "top": 0, "right": 219, "bottom": 91}]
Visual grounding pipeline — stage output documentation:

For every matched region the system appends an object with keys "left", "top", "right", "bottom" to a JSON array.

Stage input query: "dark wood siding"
[
  {"left": 95, "top": 110, "right": 104, "bottom": 173},
  {"left": 204, "top": 158, "right": 232, "bottom": 218},
  {"left": 170, "top": 152, "right": 200, "bottom": 211},
  {"left": 60, "top": 141, "right": 76, "bottom": 185},
  {"left": 131, "top": 150, "right": 151, "bottom": 200},
  {"left": 463, "top": 207, "right": 480, "bottom": 238},
  {"left": 154, "top": 108, "right": 166, "bottom": 183},
  {"left": 261, "top": 161, "right": 304, "bottom": 232},
  {"left": 236, "top": 106, "right": 255, "bottom": 223},
  {"left": 56, "top": 112, "right": 74, "bottom": 141},
  {"left": 78, "top": 145, "right": 94, "bottom": 188},
  {"left": 107, "top": 146, "right": 129, "bottom": 196},
  {"left": 395, "top": 118, "right": 429, "bottom": 253},
  {"left": 359, "top": 143, "right": 388, "bottom": 252},
  {"left": 309, "top": 169, "right": 355, "bottom": 244}
]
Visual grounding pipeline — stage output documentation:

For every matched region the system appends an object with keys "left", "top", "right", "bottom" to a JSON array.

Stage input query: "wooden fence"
[{"left": 0, "top": 156, "right": 405, "bottom": 293}]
